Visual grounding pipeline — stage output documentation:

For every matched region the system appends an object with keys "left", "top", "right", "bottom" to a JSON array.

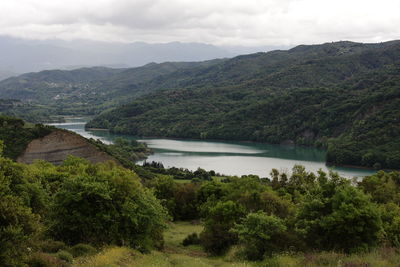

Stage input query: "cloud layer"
[{"left": 0, "top": 0, "right": 399, "bottom": 45}]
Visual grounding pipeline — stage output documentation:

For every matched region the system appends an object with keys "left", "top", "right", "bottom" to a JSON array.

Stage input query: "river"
[{"left": 48, "top": 117, "right": 376, "bottom": 178}]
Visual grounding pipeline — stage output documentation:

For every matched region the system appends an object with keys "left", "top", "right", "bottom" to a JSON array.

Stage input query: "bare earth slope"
[{"left": 17, "top": 130, "right": 116, "bottom": 165}]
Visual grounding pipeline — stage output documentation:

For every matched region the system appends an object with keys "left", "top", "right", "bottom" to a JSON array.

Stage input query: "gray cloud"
[{"left": 0, "top": 0, "right": 399, "bottom": 45}]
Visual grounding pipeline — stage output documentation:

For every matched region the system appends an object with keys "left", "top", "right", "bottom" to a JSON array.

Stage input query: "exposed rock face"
[{"left": 17, "top": 130, "right": 116, "bottom": 165}]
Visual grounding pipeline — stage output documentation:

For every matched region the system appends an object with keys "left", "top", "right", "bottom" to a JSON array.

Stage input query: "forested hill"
[
  {"left": 0, "top": 59, "right": 225, "bottom": 116},
  {"left": 87, "top": 40, "right": 400, "bottom": 170}
]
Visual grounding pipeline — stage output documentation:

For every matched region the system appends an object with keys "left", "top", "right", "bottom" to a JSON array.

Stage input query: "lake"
[{"left": 49, "top": 118, "right": 376, "bottom": 178}]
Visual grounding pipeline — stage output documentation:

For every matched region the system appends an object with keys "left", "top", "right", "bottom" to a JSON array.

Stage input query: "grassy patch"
[
  {"left": 72, "top": 222, "right": 400, "bottom": 267},
  {"left": 164, "top": 221, "right": 204, "bottom": 255},
  {"left": 72, "top": 247, "right": 135, "bottom": 267},
  {"left": 173, "top": 179, "right": 192, "bottom": 184},
  {"left": 258, "top": 248, "right": 400, "bottom": 267}
]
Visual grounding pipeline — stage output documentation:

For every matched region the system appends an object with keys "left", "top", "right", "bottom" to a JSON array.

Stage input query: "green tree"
[
  {"left": 296, "top": 184, "right": 382, "bottom": 252},
  {"left": 0, "top": 158, "right": 42, "bottom": 267},
  {"left": 51, "top": 159, "right": 168, "bottom": 251},
  {"left": 200, "top": 200, "right": 245, "bottom": 254},
  {"left": 380, "top": 202, "right": 400, "bottom": 247},
  {"left": 233, "top": 211, "right": 287, "bottom": 260}
]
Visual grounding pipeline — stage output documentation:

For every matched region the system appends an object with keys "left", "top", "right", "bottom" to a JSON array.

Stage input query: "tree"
[
  {"left": 0, "top": 158, "right": 42, "bottom": 267},
  {"left": 200, "top": 200, "right": 245, "bottom": 254},
  {"left": 233, "top": 211, "right": 287, "bottom": 260},
  {"left": 51, "top": 160, "right": 168, "bottom": 251},
  {"left": 296, "top": 184, "right": 382, "bottom": 252}
]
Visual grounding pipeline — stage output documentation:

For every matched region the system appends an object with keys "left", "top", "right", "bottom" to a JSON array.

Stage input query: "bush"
[
  {"left": 69, "top": 243, "right": 97, "bottom": 257},
  {"left": 182, "top": 233, "right": 200, "bottom": 246},
  {"left": 51, "top": 159, "right": 169, "bottom": 251},
  {"left": 56, "top": 250, "right": 73, "bottom": 263},
  {"left": 38, "top": 240, "right": 66, "bottom": 253},
  {"left": 26, "top": 252, "right": 65, "bottom": 267},
  {"left": 296, "top": 184, "right": 382, "bottom": 252},
  {"left": 200, "top": 201, "right": 245, "bottom": 255},
  {"left": 0, "top": 172, "right": 42, "bottom": 266},
  {"left": 233, "top": 211, "right": 287, "bottom": 260}
]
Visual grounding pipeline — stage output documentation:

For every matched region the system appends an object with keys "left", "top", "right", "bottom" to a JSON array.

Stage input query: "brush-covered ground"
[{"left": 69, "top": 221, "right": 400, "bottom": 267}]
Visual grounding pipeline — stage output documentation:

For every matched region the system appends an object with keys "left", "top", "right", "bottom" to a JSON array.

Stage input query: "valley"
[
  {"left": 0, "top": 40, "right": 399, "bottom": 267},
  {"left": 1, "top": 40, "right": 399, "bottom": 170}
]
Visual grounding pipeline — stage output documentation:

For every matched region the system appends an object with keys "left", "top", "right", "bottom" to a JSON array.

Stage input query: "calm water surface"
[{"left": 49, "top": 118, "right": 375, "bottom": 178}]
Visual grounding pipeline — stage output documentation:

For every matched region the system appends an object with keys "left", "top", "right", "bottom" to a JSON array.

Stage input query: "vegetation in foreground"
[
  {"left": 2, "top": 131, "right": 400, "bottom": 266},
  {"left": 73, "top": 222, "right": 400, "bottom": 267},
  {"left": 1, "top": 114, "right": 400, "bottom": 266}
]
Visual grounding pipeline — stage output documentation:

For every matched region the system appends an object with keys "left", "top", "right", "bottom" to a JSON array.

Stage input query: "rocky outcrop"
[{"left": 17, "top": 130, "right": 116, "bottom": 165}]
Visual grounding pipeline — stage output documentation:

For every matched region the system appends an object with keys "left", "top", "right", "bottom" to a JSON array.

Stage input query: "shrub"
[
  {"left": 200, "top": 201, "right": 245, "bottom": 254},
  {"left": 69, "top": 243, "right": 97, "bottom": 257},
  {"left": 38, "top": 240, "right": 66, "bottom": 253},
  {"left": 56, "top": 250, "right": 73, "bottom": 263},
  {"left": 233, "top": 211, "right": 287, "bottom": 260},
  {"left": 182, "top": 233, "right": 200, "bottom": 246},
  {"left": 296, "top": 184, "right": 382, "bottom": 252},
  {"left": 0, "top": 169, "right": 42, "bottom": 266},
  {"left": 51, "top": 159, "right": 169, "bottom": 251},
  {"left": 26, "top": 252, "right": 65, "bottom": 267}
]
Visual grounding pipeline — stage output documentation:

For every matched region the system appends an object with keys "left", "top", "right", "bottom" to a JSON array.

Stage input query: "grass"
[
  {"left": 164, "top": 221, "right": 202, "bottom": 246},
  {"left": 72, "top": 247, "right": 135, "bottom": 267},
  {"left": 72, "top": 222, "right": 400, "bottom": 267},
  {"left": 257, "top": 248, "right": 400, "bottom": 267},
  {"left": 173, "top": 179, "right": 192, "bottom": 184},
  {"left": 72, "top": 221, "right": 252, "bottom": 267}
]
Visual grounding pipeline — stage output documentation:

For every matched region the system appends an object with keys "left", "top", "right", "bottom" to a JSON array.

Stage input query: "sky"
[{"left": 0, "top": 0, "right": 399, "bottom": 46}]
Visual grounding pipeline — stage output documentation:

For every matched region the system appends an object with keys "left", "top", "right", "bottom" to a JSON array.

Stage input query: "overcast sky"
[{"left": 0, "top": 0, "right": 399, "bottom": 46}]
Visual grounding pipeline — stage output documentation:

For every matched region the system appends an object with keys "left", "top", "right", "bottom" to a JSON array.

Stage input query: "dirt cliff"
[{"left": 17, "top": 130, "right": 116, "bottom": 165}]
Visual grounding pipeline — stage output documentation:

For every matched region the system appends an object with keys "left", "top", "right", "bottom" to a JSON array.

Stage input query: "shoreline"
[
  {"left": 59, "top": 120, "right": 398, "bottom": 174},
  {"left": 86, "top": 128, "right": 109, "bottom": 131}
]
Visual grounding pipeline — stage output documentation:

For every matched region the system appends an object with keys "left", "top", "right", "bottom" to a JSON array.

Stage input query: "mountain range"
[{"left": 0, "top": 35, "right": 287, "bottom": 77}]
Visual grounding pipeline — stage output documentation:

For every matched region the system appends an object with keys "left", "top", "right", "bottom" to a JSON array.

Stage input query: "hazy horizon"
[{"left": 1, "top": 0, "right": 399, "bottom": 46}]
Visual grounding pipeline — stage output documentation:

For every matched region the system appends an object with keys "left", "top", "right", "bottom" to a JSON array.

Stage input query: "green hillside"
[
  {"left": 87, "top": 41, "right": 400, "bottom": 169},
  {"left": 0, "top": 60, "right": 225, "bottom": 118}
]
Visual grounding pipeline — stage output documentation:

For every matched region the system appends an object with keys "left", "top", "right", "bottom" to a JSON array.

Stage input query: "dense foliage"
[
  {"left": 0, "top": 115, "right": 54, "bottom": 159},
  {"left": 233, "top": 212, "right": 287, "bottom": 260},
  {"left": 142, "top": 163, "right": 400, "bottom": 260},
  {"left": 0, "top": 152, "right": 168, "bottom": 266},
  {"left": 51, "top": 157, "right": 168, "bottom": 250},
  {"left": 2, "top": 131, "right": 400, "bottom": 265},
  {"left": 0, "top": 155, "right": 42, "bottom": 266},
  {"left": 88, "top": 41, "right": 400, "bottom": 169}
]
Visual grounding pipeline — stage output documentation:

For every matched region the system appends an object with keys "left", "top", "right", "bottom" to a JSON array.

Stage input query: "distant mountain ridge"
[{"left": 0, "top": 35, "right": 287, "bottom": 74}]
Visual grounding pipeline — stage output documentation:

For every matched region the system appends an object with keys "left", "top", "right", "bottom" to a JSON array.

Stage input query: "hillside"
[
  {"left": 87, "top": 40, "right": 400, "bottom": 169},
  {"left": 0, "top": 59, "right": 225, "bottom": 118},
  {"left": 0, "top": 115, "right": 150, "bottom": 165}
]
